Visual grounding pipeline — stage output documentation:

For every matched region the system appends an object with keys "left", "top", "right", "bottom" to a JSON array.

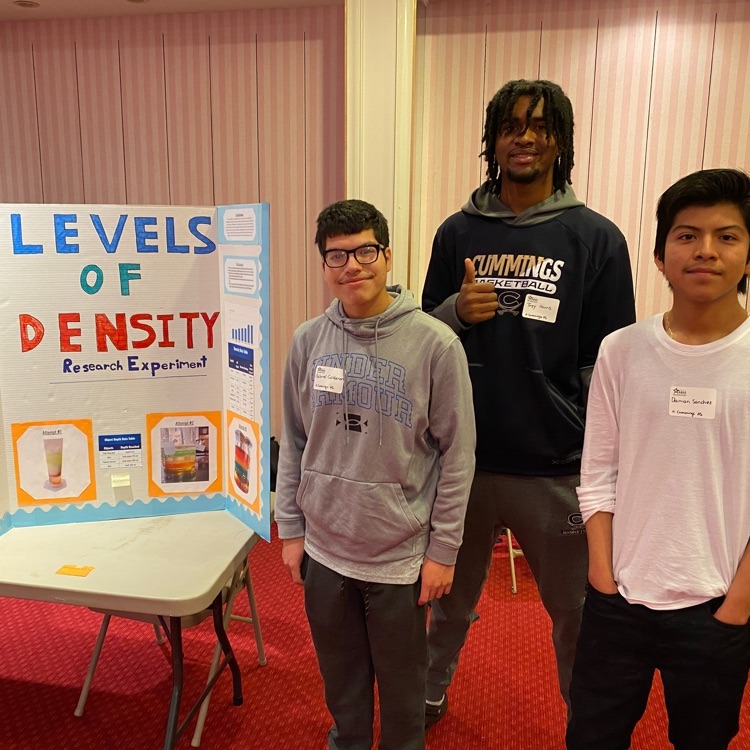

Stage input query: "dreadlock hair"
[
  {"left": 482, "top": 79, "right": 575, "bottom": 196},
  {"left": 314, "top": 199, "right": 389, "bottom": 255},
  {"left": 654, "top": 168, "right": 750, "bottom": 295}
]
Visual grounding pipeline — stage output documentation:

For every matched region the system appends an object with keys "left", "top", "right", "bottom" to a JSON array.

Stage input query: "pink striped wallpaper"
[
  {"left": 0, "top": 7, "right": 345, "bottom": 434},
  {"left": 412, "top": 0, "right": 750, "bottom": 317},
  {"left": 0, "top": 26, "right": 42, "bottom": 201}
]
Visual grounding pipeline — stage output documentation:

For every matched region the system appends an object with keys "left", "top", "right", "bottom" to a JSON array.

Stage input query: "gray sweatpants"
[
  {"left": 304, "top": 556, "right": 428, "bottom": 750},
  {"left": 426, "top": 470, "right": 587, "bottom": 708}
]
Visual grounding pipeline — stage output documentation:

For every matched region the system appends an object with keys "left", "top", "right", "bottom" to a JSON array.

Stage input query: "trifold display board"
[{"left": 0, "top": 203, "right": 271, "bottom": 542}]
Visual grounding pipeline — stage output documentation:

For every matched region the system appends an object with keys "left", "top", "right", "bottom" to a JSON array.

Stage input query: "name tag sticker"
[
  {"left": 668, "top": 386, "right": 717, "bottom": 419},
  {"left": 522, "top": 294, "right": 559, "bottom": 323},
  {"left": 314, "top": 365, "right": 344, "bottom": 393}
]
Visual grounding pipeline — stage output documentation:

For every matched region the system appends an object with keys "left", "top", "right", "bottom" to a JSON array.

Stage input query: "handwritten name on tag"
[
  {"left": 522, "top": 294, "right": 559, "bottom": 323},
  {"left": 668, "top": 386, "right": 717, "bottom": 419},
  {"left": 314, "top": 365, "right": 344, "bottom": 393}
]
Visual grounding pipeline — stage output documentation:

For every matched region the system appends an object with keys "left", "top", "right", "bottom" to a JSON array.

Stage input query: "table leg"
[
  {"left": 244, "top": 562, "right": 267, "bottom": 666},
  {"left": 163, "top": 616, "right": 183, "bottom": 750},
  {"left": 210, "top": 596, "right": 243, "bottom": 706}
]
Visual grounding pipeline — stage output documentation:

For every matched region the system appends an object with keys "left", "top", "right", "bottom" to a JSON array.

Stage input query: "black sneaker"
[{"left": 425, "top": 694, "right": 448, "bottom": 729}]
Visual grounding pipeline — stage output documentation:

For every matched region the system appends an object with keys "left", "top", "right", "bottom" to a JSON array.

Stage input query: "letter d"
[{"left": 19, "top": 314, "right": 44, "bottom": 352}]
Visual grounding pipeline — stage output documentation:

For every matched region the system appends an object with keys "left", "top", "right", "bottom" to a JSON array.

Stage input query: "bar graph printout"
[{"left": 226, "top": 310, "right": 255, "bottom": 420}]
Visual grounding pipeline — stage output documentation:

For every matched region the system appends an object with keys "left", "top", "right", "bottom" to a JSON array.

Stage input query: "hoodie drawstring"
[
  {"left": 341, "top": 319, "right": 350, "bottom": 446},
  {"left": 374, "top": 317, "right": 382, "bottom": 447}
]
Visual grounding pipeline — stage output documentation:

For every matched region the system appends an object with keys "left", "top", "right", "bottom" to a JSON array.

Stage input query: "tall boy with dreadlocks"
[{"left": 422, "top": 79, "right": 636, "bottom": 725}]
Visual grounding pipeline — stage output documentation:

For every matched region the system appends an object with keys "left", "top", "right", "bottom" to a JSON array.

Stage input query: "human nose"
[
  {"left": 514, "top": 125, "right": 534, "bottom": 144},
  {"left": 694, "top": 236, "right": 718, "bottom": 259},
  {"left": 343, "top": 251, "right": 364, "bottom": 269}
]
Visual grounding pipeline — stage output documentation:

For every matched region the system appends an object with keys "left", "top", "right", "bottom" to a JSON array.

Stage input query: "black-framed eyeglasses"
[{"left": 322, "top": 244, "right": 385, "bottom": 268}]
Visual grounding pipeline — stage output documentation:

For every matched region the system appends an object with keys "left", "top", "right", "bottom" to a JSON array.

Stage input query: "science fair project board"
[{"left": 0, "top": 203, "right": 271, "bottom": 541}]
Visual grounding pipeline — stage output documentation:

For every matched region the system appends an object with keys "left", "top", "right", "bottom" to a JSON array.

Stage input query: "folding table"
[{"left": 0, "top": 510, "right": 261, "bottom": 749}]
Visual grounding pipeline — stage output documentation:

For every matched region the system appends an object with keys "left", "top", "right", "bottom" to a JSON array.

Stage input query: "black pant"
[
  {"left": 304, "top": 556, "right": 427, "bottom": 750},
  {"left": 567, "top": 585, "right": 750, "bottom": 750}
]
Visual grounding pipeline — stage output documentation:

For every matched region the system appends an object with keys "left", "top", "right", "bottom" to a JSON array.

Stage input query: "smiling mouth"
[{"left": 687, "top": 268, "right": 720, "bottom": 275}]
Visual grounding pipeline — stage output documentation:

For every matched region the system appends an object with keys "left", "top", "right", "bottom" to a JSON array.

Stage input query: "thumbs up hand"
[{"left": 456, "top": 257, "right": 499, "bottom": 324}]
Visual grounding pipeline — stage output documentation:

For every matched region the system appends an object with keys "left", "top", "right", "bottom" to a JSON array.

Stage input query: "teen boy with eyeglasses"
[
  {"left": 275, "top": 199, "right": 476, "bottom": 750},
  {"left": 567, "top": 169, "right": 750, "bottom": 749}
]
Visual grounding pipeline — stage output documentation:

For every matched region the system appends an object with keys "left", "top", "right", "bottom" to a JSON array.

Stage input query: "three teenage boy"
[
  {"left": 276, "top": 82, "right": 750, "bottom": 748},
  {"left": 275, "top": 199, "right": 476, "bottom": 749},
  {"left": 567, "top": 168, "right": 750, "bottom": 750}
]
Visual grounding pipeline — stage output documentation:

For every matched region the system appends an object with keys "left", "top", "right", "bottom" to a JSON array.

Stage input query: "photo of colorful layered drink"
[
  {"left": 234, "top": 429, "right": 252, "bottom": 494},
  {"left": 160, "top": 427, "right": 202, "bottom": 483},
  {"left": 43, "top": 436, "right": 64, "bottom": 490},
  {"left": 162, "top": 444, "right": 197, "bottom": 482}
]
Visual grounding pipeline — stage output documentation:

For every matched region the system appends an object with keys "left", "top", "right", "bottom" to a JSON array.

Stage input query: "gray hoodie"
[
  {"left": 463, "top": 180, "right": 584, "bottom": 224},
  {"left": 275, "top": 285, "right": 476, "bottom": 584}
]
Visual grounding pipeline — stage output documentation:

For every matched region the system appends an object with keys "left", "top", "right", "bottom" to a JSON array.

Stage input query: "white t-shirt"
[{"left": 577, "top": 314, "right": 750, "bottom": 610}]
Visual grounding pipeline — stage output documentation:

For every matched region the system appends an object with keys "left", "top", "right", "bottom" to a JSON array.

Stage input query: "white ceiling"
[{"left": 0, "top": 0, "right": 342, "bottom": 22}]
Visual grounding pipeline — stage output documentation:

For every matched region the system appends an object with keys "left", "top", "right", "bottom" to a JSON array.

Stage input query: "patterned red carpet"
[{"left": 0, "top": 529, "right": 748, "bottom": 749}]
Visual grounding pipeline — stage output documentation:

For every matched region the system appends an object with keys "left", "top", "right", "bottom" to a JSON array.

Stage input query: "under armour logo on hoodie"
[{"left": 335, "top": 413, "right": 367, "bottom": 433}]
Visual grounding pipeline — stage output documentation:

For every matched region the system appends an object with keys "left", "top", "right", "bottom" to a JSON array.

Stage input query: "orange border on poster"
[
  {"left": 146, "top": 411, "right": 223, "bottom": 498},
  {"left": 11, "top": 419, "right": 97, "bottom": 506},
  {"left": 226, "top": 410, "right": 261, "bottom": 514}
]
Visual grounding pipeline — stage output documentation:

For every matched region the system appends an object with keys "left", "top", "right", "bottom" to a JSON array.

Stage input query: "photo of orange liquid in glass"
[
  {"left": 234, "top": 430, "right": 251, "bottom": 494},
  {"left": 43, "top": 437, "right": 63, "bottom": 487},
  {"left": 162, "top": 444, "right": 197, "bottom": 482}
]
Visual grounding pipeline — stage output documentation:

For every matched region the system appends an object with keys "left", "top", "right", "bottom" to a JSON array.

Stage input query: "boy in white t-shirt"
[{"left": 567, "top": 169, "right": 750, "bottom": 750}]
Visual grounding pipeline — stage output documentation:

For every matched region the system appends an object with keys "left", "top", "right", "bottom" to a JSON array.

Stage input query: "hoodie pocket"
[
  {"left": 296, "top": 470, "right": 426, "bottom": 564},
  {"left": 544, "top": 377, "right": 585, "bottom": 431}
]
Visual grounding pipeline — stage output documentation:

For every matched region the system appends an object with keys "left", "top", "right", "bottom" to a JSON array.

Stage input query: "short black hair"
[
  {"left": 482, "top": 79, "right": 574, "bottom": 195},
  {"left": 314, "top": 199, "right": 389, "bottom": 254},
  {"left": 654, "top": 168, "right": 750, "bottom": 294}
]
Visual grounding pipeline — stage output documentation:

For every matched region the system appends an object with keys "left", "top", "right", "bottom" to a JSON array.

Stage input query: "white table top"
[{"left": 0, "top": 511, "right": 257, "bottom": 617}]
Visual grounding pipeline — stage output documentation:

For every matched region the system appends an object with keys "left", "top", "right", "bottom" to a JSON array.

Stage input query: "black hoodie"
[{"left": 423, "top": 182, "right": 636, "bottom": 476}]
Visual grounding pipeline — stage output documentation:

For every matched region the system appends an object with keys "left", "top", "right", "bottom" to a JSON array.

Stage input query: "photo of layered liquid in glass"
[
  {"left": 234, "top": 429, "right": 252, "bottom": 494},
  {"left": 160, "top": 426, "right": 209, "bottom": 484},
  {"left": 43, "top": 436, "right": 64, "bottom": 489}
]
